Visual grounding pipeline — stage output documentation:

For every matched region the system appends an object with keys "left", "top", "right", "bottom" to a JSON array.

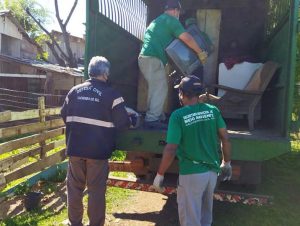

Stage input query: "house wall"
[
  {"left": 1, "top": 34, "right": 21, "bottom": 57},
  {"left": 0, "top": 15, "right": 22, "bottom": 40},
  {"left": 21, "top": 38, "right": 38, "bottom": 60},
  {"left": 43, "top": 33, "right": 85, "bottom": 65}
]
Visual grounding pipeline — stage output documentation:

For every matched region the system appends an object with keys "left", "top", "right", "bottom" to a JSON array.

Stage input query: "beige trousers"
[{"left": 138, "top": 56, "right": 167, "bottom": 122}]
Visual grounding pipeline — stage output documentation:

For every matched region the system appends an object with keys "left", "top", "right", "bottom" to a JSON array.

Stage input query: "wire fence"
[{"left": 0, "top": 88, "right": 66, "bottom": 112}]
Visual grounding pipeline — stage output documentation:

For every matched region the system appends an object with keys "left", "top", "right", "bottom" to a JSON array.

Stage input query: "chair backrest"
[{"left": 244, "top": 61, "right": 279, "bottom": 92}]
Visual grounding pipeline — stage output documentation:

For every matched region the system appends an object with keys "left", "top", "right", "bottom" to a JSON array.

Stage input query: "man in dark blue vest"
[{"left": 61, "top": 56, "right": 130, "bottom": 226}]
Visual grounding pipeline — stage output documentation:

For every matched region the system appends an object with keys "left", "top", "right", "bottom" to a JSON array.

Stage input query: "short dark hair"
[{"left": 180, "top": 89, "right": 199, "bottom": 98}]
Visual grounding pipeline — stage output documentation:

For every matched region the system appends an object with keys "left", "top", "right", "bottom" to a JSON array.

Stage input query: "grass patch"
[
  {"left": 0, "top": 186, "right": 134, "bottom": 226},
  {"left": 213, "top": 144, "right": 300, "bottom": 226}
]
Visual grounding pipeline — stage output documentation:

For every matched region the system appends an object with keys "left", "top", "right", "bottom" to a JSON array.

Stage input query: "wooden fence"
[{"left": 0, "top": 97, "right": 65, "bottom": 189}]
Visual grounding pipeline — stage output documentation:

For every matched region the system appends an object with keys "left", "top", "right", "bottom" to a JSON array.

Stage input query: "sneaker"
[{"left": 144, "top": 120, "right": 168, "bottom": 130}]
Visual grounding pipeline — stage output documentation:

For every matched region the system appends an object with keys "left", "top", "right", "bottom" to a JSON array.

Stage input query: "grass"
[
  {"left": 0, "top": 187, "right": 134, "bottom": 226},
  {"left": 1, "top": 144, "right": 300, "bottom": 225},
  {"left": 213, "top": 140, "right": 300, "bottom": 226},
  {"left": 0, "top": 150, "right": 135, "bottom": 226}
]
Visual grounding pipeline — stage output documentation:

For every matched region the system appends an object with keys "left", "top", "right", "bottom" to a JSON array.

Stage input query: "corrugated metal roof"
[{"left": 0, "top": 53, "right": 83, "bottom": 77}]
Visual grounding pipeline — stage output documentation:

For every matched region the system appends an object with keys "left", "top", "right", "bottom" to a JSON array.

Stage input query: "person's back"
[
  {"left": 141, "top": 13, "right": 185, "bottom": 65},
  {"left": 62, "top": 78, "right": 129, "bottom": 160},
  {"left": 153, "top": 75, "right": 231, "bottom": 226},
  {"left": 138, "top": 0, "right": 208, "bottom": 128},
  {"left": 61, "top": 56, "right": 130, "bottom": 226},
  {"left": 168, "top": 103, "right": 224, "bottom": 175}
]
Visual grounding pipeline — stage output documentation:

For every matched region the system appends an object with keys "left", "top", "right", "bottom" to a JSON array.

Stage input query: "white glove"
[
  {"left": 152, "top": 173, "right": 164, "bottom": 193},
  {"left": 220, "top": 160, "right": 232, "bottom": 181}
]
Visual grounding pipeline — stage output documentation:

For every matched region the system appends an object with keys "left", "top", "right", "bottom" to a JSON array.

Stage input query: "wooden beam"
[
  {"left": 0, "top": 107, "right": 61, "bottom": 123},
  {"left": 4, "top": 149, "right": 66, "bottom": 184},
  {"left": 0, "top": 139, "right": 65, "bottom": 171},
  {"left": 0, "top": 174, "right": 5, "bottom": 187},
  {"left": 0, "top": 119, "right": 64, "bottom": 139},
  {"left": 0, "top": 73, "right": 46, "bottom": 79},
  {"left": 0, "top": 128, "right": 65, "bottom": 155},
  {"left": 0, "top": 111, "right": 11, "bottom": 123},
  {"left": 109, "top": 159, "right": 145, "bottom": 173}
]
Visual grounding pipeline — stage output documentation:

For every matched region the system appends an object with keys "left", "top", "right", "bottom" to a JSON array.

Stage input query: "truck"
[{"left": 84, "top": 0, "right": 299, "bottom": 187}]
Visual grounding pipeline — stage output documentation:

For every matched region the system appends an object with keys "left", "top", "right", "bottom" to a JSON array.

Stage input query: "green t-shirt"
[
  {"left": 140, "top": 13, "right": 185, "bottom": 65},
  {"left": 167, "top": 103, "right": 226, "bottom": 175}
]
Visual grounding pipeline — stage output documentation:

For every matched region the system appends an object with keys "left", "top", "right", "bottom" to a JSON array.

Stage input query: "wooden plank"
[
  {"left": 0, "top": 139, "right": 65, "bottom": 172},
  {"left": 45, "top": 108, "right": 61, "bottom": 117},
  {"left": 8, "top": 157, "right": 29, "bottom": 172},
  {"left": 0, "top": 73, "right": 46, "bottom": 79},
  {"left": 4, "top": 149, "right": 66, "bottom": 184},
  {"left": 0, "top": 119, "right": 64, "bottom": 139},
  {"left": 0, "top": 107, "right": 61, "bottom": 123},
  {"left": 38, "top": 97, "right": 46, "bottom": 159},
  {"left": 0, "top": 128, "right": 65, "bottom": 155},
  {"left": 0, "top": 111, "right": 11, "bottom": 123},
  {"left": 0, "top": 174, "right": 5, "bottom": 187},
  {"left": 197, "top": 9, "right": 221, "bottom": 89}
]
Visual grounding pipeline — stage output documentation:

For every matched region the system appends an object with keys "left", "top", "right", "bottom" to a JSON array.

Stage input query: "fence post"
[{"left": 38, "top": 97, "right": 46, "bottom": 159}]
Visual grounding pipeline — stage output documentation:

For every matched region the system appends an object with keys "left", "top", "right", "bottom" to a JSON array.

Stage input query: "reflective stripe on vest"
[
  {"left": 112, "top": 97, "right": 124, "bottom": 109},
  {"left": 66, "top": 116, "right": 115, "bottom": 128}
]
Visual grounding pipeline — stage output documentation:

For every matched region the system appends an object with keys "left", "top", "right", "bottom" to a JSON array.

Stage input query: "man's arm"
[
  {"left": 111, "top": 96, "right": 130, "bottom": 130},
  {"left": 218, "top": 128, "right": 232, "bottom": 181},
  {"left": 61, "top": 94, "right": 70, "bottom": 124},
  {"left": 218, "top": 128, "right": 231, "bottom": 162},
  {"left": 152, "top": 143, "right": 178, "bottom": 192},
  {"left": 179, "top": 32, "right": 204, "bottom": 54},
  {"left": 157, "top": 143, "right": 178, "bottom": 175}
]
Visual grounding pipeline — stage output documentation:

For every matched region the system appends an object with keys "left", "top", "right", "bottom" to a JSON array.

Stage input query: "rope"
[
  {"left": 0, "top": 88, "right": 65, "bottom": 97},
  {"left": 0, "top": 98, "right": 38, "bottom": 107},
  {"left": 0, "top": 103, "right": 33, "bottom": 110},
  {"left": 0, "top": 93, "right": 38, "bottom": 101}
]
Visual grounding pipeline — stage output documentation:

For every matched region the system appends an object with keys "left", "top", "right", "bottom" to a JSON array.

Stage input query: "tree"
[
  {"left": 0, "top": 0, "right": 51, "bottom": 61},
  {"left": 26, "top": 0, "right": 79, "bottom": 67},
  {"left": 0, "top": 0, "right": 79, "bottom": 68},
  {"left": 0, "top": 0, "right": 51, "bottom": 38}
]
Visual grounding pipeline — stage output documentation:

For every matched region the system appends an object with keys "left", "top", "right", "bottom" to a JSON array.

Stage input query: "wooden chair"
[{"left": 210, "top": 61, "right": 280, "bottom": 130}]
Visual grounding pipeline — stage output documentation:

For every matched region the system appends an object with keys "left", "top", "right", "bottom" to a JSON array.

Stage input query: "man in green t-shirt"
[
  {"left": 153, "top": 75, "right": 232, "bottom": 226},
  {"left": 138, "top": 0, "right": 207, "bottom": 129}
]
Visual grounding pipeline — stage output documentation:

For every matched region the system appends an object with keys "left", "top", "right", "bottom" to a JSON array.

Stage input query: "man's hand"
[
  {"left": 152, "top": 173, "right": 164, "bottom": 193},
  {"left": 220, "top": 160, "right": 232, "bottom": 181},
  {"left": 197, "top": 51, "right": 208, "bottom": 65}
]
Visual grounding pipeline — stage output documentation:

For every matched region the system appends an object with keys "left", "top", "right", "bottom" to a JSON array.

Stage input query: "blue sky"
[{"left": 37, "top": 0, "right": 86, "bottom": 38}]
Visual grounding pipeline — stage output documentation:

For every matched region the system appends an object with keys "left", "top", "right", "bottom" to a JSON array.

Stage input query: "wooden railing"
[{"left": 0, "top": 97, "right": 66, "bottom": 189}]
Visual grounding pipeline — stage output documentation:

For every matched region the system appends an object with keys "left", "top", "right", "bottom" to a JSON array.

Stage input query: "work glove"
[
  {"left": 152, "top": 173, "right": 164, "bottom": 193},
  {"left": 197, "top": 51, "right": 208, "bottom": 65},
  {"left": 220, "top": 160, "right": 232, "bottom": 181}
]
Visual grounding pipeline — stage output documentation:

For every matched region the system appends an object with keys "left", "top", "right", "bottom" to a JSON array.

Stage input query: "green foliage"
[
  {"left": 213, "top": 146, "right": 300, "bottom": 226},
  {"left": 14, "top": 182, "right": 31, "bottom": 196},
  {"left": 0, "top": 0, "right": 52, "bottom": 38},
  {"left": 110, "top": 150, "right": 126, "bottom": 161},
  {"left": 40, "top": 181, "right": 56, "bottom": 194}
]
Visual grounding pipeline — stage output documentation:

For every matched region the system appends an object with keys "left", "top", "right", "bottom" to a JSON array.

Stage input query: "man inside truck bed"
[
  {"left": 61, "top": 56, "right": 130, "bottom": 226},
  {"left": 138, "top": 0, "right": 208, "bottom": 129},
  {"left": 153, "top": 75, "right": 232, "bottom": 226}
]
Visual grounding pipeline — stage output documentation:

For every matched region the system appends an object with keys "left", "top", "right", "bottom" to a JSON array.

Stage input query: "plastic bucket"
[{"left": 24, "top": 191, "right": 42, "bottom": 211}]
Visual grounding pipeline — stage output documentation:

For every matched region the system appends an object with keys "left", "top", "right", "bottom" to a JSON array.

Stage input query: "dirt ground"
[
  {"left": 0, "top": 183, "right": 179, "bottom": 226},
  {"left": 106, "top": 191, "right": 179, "bottom": 226}
]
